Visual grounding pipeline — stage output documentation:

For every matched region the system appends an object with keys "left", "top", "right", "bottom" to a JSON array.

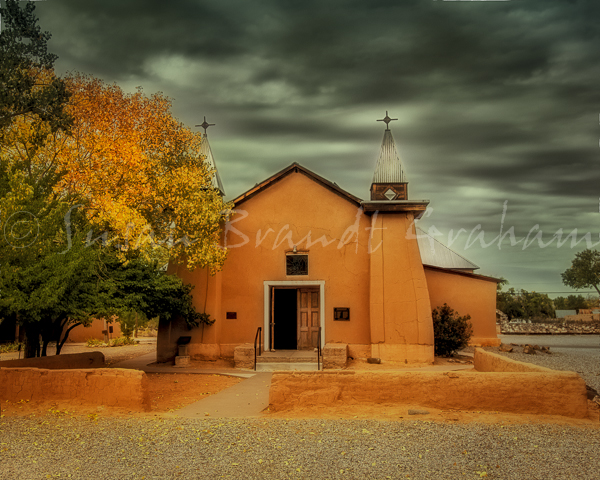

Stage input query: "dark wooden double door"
[{"left": 272, "top": 288, "right": 319, "bottom": 350}]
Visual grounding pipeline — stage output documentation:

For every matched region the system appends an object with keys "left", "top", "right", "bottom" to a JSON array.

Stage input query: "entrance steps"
[
  {"left": 255, "top": 349, "right": 321, "bottom": 372},
  {"left": 255, "top": 362, "right": 319, "bottom": 372}
]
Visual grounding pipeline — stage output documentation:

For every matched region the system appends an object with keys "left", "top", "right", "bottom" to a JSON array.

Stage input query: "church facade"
[{"left": 158, "top": 116, "right": 500, "bottom": 365}]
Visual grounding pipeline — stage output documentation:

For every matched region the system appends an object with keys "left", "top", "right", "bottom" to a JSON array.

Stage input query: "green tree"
[
  {"left": 96, "top": 257, "right": 209, "bottom": 331},
  {"left": 561, "top": 249, "right": 600, "bottom": 296},
  {"left": 553, "top": 294, "right": 590, "bottom": 311},
  {"left": 432, "top": 304, "right": 473, "bottom": 357},
  {"left": 0, "top": 0, "right": 71, "bottom": 139},
  {"left": 497, "top": 284, "right": 524, "bottom": 320},
  {"left": 520, "top": 290, "right": 555, "bottom": 319}
]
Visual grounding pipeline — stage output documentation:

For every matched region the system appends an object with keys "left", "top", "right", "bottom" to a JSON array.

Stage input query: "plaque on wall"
[
  {"left": 226, "top": 312, "right": 237, "bottom": 319},
  {"left": 334, "top": 308, "right": 350, "bottom": 321}
]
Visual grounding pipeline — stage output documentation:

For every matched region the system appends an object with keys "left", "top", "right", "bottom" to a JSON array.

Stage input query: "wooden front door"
[{"left": 297, "top": 288, "right": 320, "bottom": 350}]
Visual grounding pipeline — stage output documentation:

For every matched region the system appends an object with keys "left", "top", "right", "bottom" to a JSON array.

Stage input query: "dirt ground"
[
  {"left": 147, "top": 373, "right": 241, "bottom": 412},
  {"left": 346, "top": 353, "right": 473, "bottom": 370}
]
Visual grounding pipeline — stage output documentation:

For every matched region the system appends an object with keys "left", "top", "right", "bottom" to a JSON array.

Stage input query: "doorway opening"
[
  {"left": 273, "top": 288, "right": 297, "bottom": 350},
  {"left": 263, "top": 281, "right": 325, "bottom": 352},
  {"left": 270, "top": 287, "right": 320, "bottom": 351}
]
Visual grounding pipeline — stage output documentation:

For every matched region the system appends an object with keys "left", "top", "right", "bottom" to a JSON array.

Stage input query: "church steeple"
[
  {"left": 196, "top": 116, "right": 225, "bottom": 196},
  {"left": 370, "top": 111, "right": 407, "bottom": 201}
]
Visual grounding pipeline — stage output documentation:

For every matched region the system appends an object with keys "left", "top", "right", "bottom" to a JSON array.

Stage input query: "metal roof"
[
  {"left": 416, "top": 227, "right": 479, "bottom": 270},
  {"left": 200, "top": 133, "right": 225, "bottom": 195},
  {"left": 372, "top": 128, "right": 406, "bottom": 184},
  {"left": 555, "top": 310, "right": 577, "bottom": 318}
]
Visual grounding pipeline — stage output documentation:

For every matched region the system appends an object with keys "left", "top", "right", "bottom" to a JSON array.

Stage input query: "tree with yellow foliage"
[
  {"left": 1, "top": 3, "right": 229, "bottom": 355},
  {"left": 4, "top": 73, "right": 231, "bottom": 272}
]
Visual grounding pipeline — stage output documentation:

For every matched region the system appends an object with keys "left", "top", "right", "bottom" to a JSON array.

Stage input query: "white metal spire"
[
  {"left": 200, "top": 132, "right": 225, "bottom": 195},
  {"left": 372, "top": 127, "right": 406, "bottom": 184},
  {"left": 195, "top": 117, "right": 225, "bottom": 195}
]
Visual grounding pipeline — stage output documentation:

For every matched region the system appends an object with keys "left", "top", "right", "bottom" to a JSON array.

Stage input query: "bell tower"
[
  {"left": 363, "top": 111, "right": 434, "bottom": 364},
  {"left": 370, "top": 111, "right": 408, "bottom": 201}
]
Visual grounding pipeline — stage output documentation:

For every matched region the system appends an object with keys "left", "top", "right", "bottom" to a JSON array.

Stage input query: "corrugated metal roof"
[
  {"left": 372, "top": 129, "right": 406, "bottom": 184},
  {"left": 555, "top": 310, "right": 577, "bottom": 318},
  {"left": 416, "top": 227, "right": 479, "bottom": 270},
  {"left": 200, "top": 133, "right": 225, "bottom": 195}
]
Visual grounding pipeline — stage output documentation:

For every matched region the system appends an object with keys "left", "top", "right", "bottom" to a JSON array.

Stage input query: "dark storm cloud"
[{"left": 33, "top": 0, "right": 600, "bottom": 293}]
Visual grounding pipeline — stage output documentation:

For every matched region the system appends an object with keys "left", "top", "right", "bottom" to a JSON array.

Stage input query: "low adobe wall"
[
  {"left": 269, "top": 369, "right": 588, "bottom": 418},
  {"left": 473, "top": 348, "right": 553, "bottom": 373},
  {"left": 0, "top": 367, "right": 150, "bottom": 411},
  {"left": 0, "top": 352, "right": 105, "bottom": 369}
]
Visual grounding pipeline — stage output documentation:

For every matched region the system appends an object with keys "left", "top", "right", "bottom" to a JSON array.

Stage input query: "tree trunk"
[
  {"left": 23, "top": 324, "right": 40, "bottom": 358},
  {"left": 41, "top": 339, "right": 49, "bottom": 357},
  {"left": 56, "top": 321, "right": 82, "bottom": 355}
]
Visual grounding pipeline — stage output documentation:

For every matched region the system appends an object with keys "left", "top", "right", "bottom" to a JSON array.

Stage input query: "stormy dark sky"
[{"left": 33, "top": 0, "right": 600, "bottom": 297}]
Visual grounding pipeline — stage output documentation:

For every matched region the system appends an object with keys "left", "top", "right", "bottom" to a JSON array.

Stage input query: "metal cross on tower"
[
  {"left": 195, "top": 116, "right": 215, "bottom": 134},
  {"left": 377, "top": 111, "right": 398, "bottom": 130}
]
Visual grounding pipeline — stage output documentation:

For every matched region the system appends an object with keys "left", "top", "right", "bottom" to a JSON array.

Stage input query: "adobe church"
[{"left": 158, "top": 113, "right": 500, "bottom": 366}]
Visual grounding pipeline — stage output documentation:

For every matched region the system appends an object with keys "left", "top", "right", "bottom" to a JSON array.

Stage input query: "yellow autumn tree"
[{"left": 3, "top": 73, "right": 230, "bottom": 272}]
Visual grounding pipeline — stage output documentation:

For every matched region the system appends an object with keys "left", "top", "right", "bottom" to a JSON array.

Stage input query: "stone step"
[
  {"left": 255, "top": 362, "right": 321, "bottom": 372},
  {"left": 257, "top": 356, "right": 319, "bottom": 363}
]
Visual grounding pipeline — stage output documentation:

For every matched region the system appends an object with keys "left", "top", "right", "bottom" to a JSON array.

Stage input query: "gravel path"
[{"left": 1, "top": 416, "right": 598, "bottom": 480}]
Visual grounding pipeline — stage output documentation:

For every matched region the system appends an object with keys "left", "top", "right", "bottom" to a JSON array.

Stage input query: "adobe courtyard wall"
[
  {"left": 0, "top": 367, "right": 150, "bottom": 411},
  {"left": 473, "top": 348, "right": 554, "bottom": 373},
  {"left": 424, "top": 266, "right": 500, "bottom": 346},
  {"left": 269, "top": 369, "right": 588, "bottom": 418},
  {"left": 0, "top": 352, "right": 105, "bottom": 369}
]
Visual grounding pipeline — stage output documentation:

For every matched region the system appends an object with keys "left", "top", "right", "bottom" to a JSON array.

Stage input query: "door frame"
[{"left": 263, "top": 280, "right": 325, "bottom": 352}]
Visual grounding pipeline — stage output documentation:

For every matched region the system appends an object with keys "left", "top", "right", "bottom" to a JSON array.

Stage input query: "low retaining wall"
[
  {"left": 0, "top": 352, "right": 105, "bottom": 369},
  {"left": 473, "top": 348, "right": 553, "bottom": 373},
  {"left": 269, "top": 369, "right": 588, "bottom": 418},
  {"left": 234, "top": 344, "right": 255, "bottom": 369},
  {"left": 500, "top": 322, "right": 600, "bottom": 335},
  {"left": 0, "top": 367, "right": 150, "bottom": 411},
  {"left": 323, "top": 344, "right": 347, "bottom": 369}
]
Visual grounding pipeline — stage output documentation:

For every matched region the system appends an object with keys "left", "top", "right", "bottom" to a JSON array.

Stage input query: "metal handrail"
[
  {"left": 254, "top": 326, "right": 262, "bottom": 371},
  {"left": 317, "top": 327, "right": 322, "bottom": 371}
]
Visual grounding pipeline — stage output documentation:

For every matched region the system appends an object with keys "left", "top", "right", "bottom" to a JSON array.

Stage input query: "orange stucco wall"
[
  {"left": 67, "top": 318, "right": 122, "bottom": 343},
  {"left": 166, "top": 169, "right": 492, "bottom": 362},
  {"left": 269, "top": 370, "right": 588, "bottom": 418},
  {"left": 424, "top": 267, "right": 499, "bottom": 346},
  {"left": 369, "top": 213, "right": 434, "bottom": 362},
  {"left": 0, "top": 367, "right": 150, "bottom": 411},
  {"left": 170, "top": 170, "right": 374, "bottom": 358}
]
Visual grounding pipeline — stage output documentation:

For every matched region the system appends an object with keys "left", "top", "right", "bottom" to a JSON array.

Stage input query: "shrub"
[
  {"left": 0, "top": 342, "right": 23, "bottom": 354},
  {"left": 432, "top": 304, "right": 473, "bottom": 357},
  {"left": 109, "top": 337, "right": 139, "bottom": 347},
  {"left": 86, "top": 338, "right": 106, "bottom": 347}
]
